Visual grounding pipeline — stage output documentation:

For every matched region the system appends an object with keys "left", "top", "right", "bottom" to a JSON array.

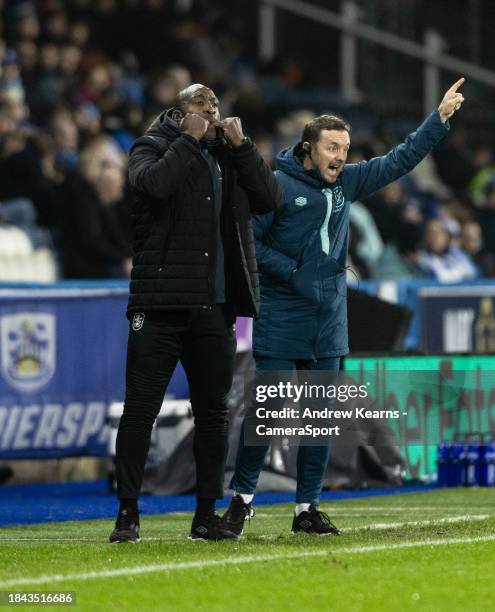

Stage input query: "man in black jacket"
[{"left": 110, "top": 84, "right": 281, "bottom": 542}]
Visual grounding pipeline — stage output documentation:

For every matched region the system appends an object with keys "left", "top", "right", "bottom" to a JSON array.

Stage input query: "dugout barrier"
[{"left": 0, "top": 280, "right": 494, "bottom": 483}]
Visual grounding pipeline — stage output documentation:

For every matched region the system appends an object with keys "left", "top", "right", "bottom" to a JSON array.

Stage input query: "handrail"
[{"left": 261, "top": 0, "right": 495, "bottom": 88}]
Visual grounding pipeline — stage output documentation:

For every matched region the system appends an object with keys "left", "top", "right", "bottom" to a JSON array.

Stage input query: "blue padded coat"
[{"left": 252, "top": 110, "right": 449, "bottom": 359}]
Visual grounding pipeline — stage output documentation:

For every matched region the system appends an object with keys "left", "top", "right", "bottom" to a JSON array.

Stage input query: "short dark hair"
[
  {"left": 174, "top": 90, "right": 191, "bottom": 114},
  {"left": 174, "top": 83, "right": 211, "bottom": 113},
  {"left": 302, "top": 114, "right": 351, "bottom": 146}
]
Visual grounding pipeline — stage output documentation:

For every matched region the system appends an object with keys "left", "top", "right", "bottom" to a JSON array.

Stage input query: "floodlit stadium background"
[{"left": 1, "top": 3, "right": 495, "bottom": 610}]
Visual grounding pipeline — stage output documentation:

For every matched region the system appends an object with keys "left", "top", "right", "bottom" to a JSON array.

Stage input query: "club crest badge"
[
  {"left": 295, "top": 196, "right": 308, "bottom": 206},
  {"left": 132, "top": 313, "right": 145, "bottom": 331},
  {"left": 332, "top": 186, "right": 345, "bottom": 213},
  {"left": 0, "top": 312, "right": 56, "bottom": 393}
]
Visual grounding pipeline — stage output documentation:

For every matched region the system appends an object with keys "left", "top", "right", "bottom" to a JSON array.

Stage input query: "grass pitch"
[{"left": 0, "top": 488, "right": 494, "bottom": 611}]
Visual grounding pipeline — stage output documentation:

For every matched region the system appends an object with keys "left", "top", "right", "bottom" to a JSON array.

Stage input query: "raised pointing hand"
[{"left": 438, "top": 77, "right": 465, "bottom": 123}]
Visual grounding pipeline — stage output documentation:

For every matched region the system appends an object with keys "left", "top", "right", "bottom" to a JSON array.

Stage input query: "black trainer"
[
  {"left": 292, "top": 505, "right": 341, "bottom": 536},
  {"left": 109, "top": 508, "right": 140, "bottom": 543},
  {"left": 221, "top": 494, "right": 255, "bottom": 536},
  {"left": 189, "top": 513, "right": 238, "bottom": 541}
]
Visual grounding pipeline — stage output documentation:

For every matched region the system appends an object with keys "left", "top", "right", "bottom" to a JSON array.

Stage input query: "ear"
[
  {"left": 171, "top": 109, "right": 184, "bottom": 123},
  {"left": 302, "top": 141, "right": 312, "bottom": 153}
]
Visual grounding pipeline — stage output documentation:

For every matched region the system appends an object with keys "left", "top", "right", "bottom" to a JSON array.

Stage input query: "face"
[
  {"left": 178, "top": 85, "right": 220, "bottom": 139},
  {"left": 425, "top": 220, "right": 449, "bottom": 254},
  {"left": 461, "top": 222, "right": 482, "bottom": 255},
  {"left": 305, "top": 129, "right": 350, "bottom": 183}
]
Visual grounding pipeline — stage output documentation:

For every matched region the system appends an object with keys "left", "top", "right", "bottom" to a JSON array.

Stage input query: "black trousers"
[{"left": 115, "top": 305, "right": 237, "bottom": 500}]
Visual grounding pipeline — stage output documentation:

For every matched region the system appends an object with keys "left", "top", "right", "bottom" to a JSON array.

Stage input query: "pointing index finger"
[{"left": 448, "top": 77, "right": 465, "bottom": 94}]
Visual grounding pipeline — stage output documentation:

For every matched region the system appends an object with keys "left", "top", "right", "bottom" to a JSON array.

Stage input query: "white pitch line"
[
  {"left": 0, "top": 514, "right": 490, "bottom": 544},
  {"left": 255, "top": 510, "right": 489, "bottom": 517},
  {"left": 0, "top": 535, "right": 188, "bottom": 543},
  {"left": 192, "top": 514, "right": 491, "bottom": 539},
  {"left": 344, "top": 514, "right": 490, "bottom": 531},
  {"left": 1, "top": 534, "right": 494, "bottom": 588},
  {"left": 318, "top": 506, "right": 493, "bottom": 512},
  {"left": 171, "top": 506, "right": 493, "bottom": 515}
]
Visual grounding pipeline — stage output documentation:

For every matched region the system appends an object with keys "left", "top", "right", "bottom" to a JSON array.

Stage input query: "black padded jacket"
[{"left": 126, "top": 111, "right": 282, "bottom": 318}]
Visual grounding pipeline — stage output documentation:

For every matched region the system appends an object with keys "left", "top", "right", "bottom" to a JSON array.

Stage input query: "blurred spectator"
[
  {"left": 276, "top": 110, "right": 316, "bottom": 151},
  {"left": 432, "top": 128, "right": 476, "bottom": 193},
  {"left": 145, "top": 68, "right": 183, "bottom": 117},
  {"left": 375, "top": 222, "right": 427, "bottom": 280},
  {"left": 0, "top": 1, "right": 493, "bottom": 282},
  {"left": 58, "top": 136, "right": 132, "bottom": 279},
  {"left": 419, "top": 219, "right": 479, "bottom": 282},
  {"left": 460, "top": 220, "right": 495, "bottom": 277},
  {"left": 347, "top": 223, "right": 370, "bottom": 280},
  {"left": 253, "top": 132, "right": 276, "bottom": 168},
  {"left": 348, "top": 201, "right": 383, "bottom": 277},
  {"left": 28, "top": 42, "right": 66, "bottom": 114},
  {"left": 477, "top": 179, "right": 495, "bottom": 261},
  {"left": 409, "top": 154, "right": 451, "bottom": 200},
  {"left": 467, "top": 145, "right": 495, "bottom": 206},
  {"left": 0, "top": 128, "right": 63, "bottom": 236},
  {"left": 364, "top": 181, "right": 421, "bottom": 244}
]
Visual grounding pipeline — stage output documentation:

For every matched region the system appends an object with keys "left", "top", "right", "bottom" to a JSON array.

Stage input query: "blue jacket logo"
[
  {"left": 332, "top": 186, "right": 345, "bottom": 213},
  {"left": 295, "top": 196, "right": 307, "bottom": 206}
]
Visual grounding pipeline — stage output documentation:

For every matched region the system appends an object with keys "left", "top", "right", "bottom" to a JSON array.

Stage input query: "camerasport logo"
[{"left": 0, "top": 312, "right": 56, "bottom": 392}]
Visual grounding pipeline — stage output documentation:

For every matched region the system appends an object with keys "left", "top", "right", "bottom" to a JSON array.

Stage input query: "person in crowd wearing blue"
[{"left": 222, "top": 78, "right": 466, "bottom": 536}]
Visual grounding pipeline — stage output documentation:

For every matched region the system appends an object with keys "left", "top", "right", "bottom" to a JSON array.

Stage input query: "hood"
[
  {"left": 146, "top": 108, "right": 181, "bottom": 140},
  {"left": 145, "top": 108, "right": 225, "bottom": 150},
  {"left": 276, "top": 143, "right": 326, "bottom": 189}
]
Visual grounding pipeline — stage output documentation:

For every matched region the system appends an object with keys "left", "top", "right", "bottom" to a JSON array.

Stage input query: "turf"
[{"left": 0, "top": 488, "right": 494, "bottom": 611}]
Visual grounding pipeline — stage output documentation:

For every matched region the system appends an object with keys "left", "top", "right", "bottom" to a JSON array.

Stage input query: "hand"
[
  {"left": 438, "top": 77, "right": 465, "bottom": 123},
  {"left": 218, "top": 117, "right": 245, "bottom": 147},
  {"left": 123, "top": 257, "right": 133, "bottom": 276},
  {"left": 179, "top": 113, "right": 209, "bottom": 141}
]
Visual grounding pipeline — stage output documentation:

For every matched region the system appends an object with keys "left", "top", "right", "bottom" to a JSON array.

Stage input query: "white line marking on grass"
[
  {"left": 228, "top": 515, "right": 492, "bottom": 539},
  {"left": 0, "top": 537, "right": 110, "bottom": 543},
  {"left": 255, "top": 509, "right": 490, "bottom": 517},
  {"left": 1, "top": 534, "right": 494, "bottom": 588},
  {"left": 0, "top": 535, "right": 188, "bottom": 543},
  {"left": 344, "top": 514, "right": 490, "bottom": 531},
  {"left": 0, "top": 514, "right": 490, "bottom": 544},
  {"left": 320, "top": 506, "right": 492, "bottom": 512}
]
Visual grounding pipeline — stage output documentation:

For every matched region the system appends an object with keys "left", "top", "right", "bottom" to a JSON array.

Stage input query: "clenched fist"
[
  {"left": 218, "top": 117, "right": 245, "bottom": 147},
  {"left": 180, "top": 113, "right": 210, "bottom": 141},
  {"left": 438, "top": 78, "right": 465, "bottom": 123}
]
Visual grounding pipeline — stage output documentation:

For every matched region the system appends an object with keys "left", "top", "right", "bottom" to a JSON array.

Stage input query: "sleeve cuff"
[
  {"left": 227, "top": 137, "right": 253, "bottom": 156},
  {"left": 433, "top": 109, "right": 450, "bottom": 131},
  {"left": 179, "top": 133, "right": 202, "bottom": 149}
]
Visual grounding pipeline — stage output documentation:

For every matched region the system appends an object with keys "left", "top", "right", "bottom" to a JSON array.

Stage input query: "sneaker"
[
  {"left": 221, "top": 494, "right": 255, "bottom": 536},
  {"left": 292, "top": 505, "right": 341, "bottom": 536},
  {"left": 109, "top": 508, "right": 140, "bottom": 543},
  {"left": 189, "top": 513, "right": 238, "bottom": 541}
]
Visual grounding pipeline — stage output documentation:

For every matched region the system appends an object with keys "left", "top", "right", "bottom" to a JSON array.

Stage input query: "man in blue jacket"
[{"left": 222, "top": 78, "right": 465, "bottom": 536}]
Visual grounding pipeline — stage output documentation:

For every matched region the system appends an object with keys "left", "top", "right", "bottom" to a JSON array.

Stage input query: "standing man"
[
  {"left": 223, "top": 79, "right": 465, "bottom": 536},
  {"left": 110, "top": 84, "right": 281, "bottom": 542}
]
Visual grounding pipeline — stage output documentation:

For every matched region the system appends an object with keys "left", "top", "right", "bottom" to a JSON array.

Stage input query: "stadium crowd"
[{"left": 0, "top": 0, "right": 494, "bottom": 282}]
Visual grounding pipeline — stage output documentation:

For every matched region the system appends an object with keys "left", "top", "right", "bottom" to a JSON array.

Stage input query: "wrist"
[
  {"left": 183, "top": 131, "right": 201, "bottom": 141},
  {"left": 437, "top": 108, "right": 448, "bottom": 123},
  {"left": 230, "top": 136, "right": 248, "bottom": 148}
]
